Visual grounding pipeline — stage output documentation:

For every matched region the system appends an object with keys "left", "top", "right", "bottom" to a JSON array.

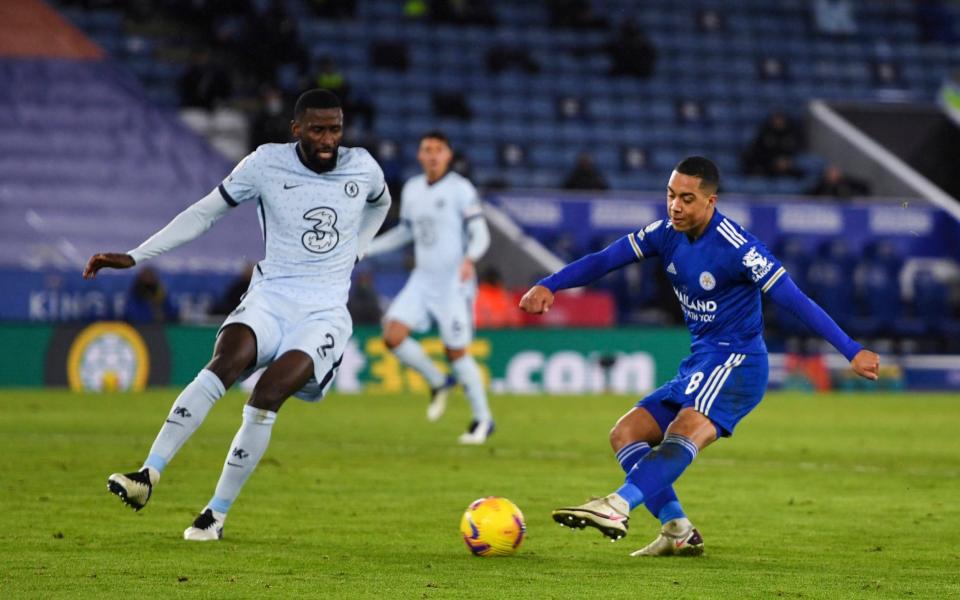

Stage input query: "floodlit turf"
[{"left": 1, "top": 389, "right": 958, "bottom": 599}]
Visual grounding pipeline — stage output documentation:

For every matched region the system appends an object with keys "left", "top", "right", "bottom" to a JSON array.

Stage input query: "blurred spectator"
[
  {"left": 452, "top": 150, "right": 474, "bottom": 180},
  {"left": 249, "top": 86, "right": 291, "bottom": 149},
  {"left": 210, "top": 263, "right": 255, "bottom": 316},
  {"left": 548, "top": 0, "right": 608, "bottom": 29},
  {"left": 914, "top": 0, "right": 959, "bottom": 43},
  {"left": 434, "top": 91, "right": 472, "bottom": 119},
  {"left": 370, "top": 41, "right": 410, "bottom": 71},
  {"left": 808, "top": 165, "right": 871, "bottom": 198},
  {"left": 371, "top": 138, "right": 405, "bottom": 193},
  {"left": 607, "top": 18, "right": 657, "bottom": 79},
  {"left": 499, "top": 142, "right": 526, "bottom": 167},
  {"left": 307, "top": 0, "right": 357, "bottom": 18},
  {"left": 741, "top": 112, "right": 805, "bottom": 177},
  {"left": 697, "top": 8, "right": 724, "bottom": 32},
  {"left": 428, "top": 0, "right": 497, "bottom": 25},
  {"left": 179, "top": 49, "right": 232, "bottom": 110},
  {"left": 348, "top": 270, "right": 382, "bottom": 325},
  {"left": 563, "top": 153, "right": 609, "bottom": 191},
  {"left": 812, "top": 0, "right": 858, "bottom": 36},
  {"left": 486, "top": 47, "right": 540, "bottom": 74},
  {"left": 758, "top": 56, "right": 789, "bottom": 81},
  {"left": 404, "top": 0, "right": 428, "bottom": 18},
  {"left": 315, "top": 57, "right": 376, "bottom": 129},
  {"left": 124, "top": 268, "right": 177, "bottom": 324},
  {"left": 557, "top": 96, "right": 585, "bottom": 120},
  {"left": 872, "top": 61, "right": 903, "bottom": 87},
  {"left": 475, "top": 268, "right": 522, "bottom": 328}
]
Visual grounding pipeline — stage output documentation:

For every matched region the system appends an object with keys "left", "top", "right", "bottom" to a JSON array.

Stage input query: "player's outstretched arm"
[
  {"left": 83, "top": 189, "right": 233, "bottom": 279},
  {"left": 363, "top": 220, "right": 409, "bottom": 258},
  {"left": 767, "top": 274, "right": 879, "bottom": 380},
  {"left": 535, "top": 237, "right": 639, "bottom": 291},
  {"left": 82, "top": 252, "right": 135, "bottom": 279}
]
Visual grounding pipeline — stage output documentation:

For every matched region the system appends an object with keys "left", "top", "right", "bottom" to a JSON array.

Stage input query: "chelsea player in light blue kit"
[
  {"left": 84, "top": 90, "right": 392, "bottom": 540},
  {"left": 520, "top": 157, "right": 880, "bottom": 556},
  {"left": 365, "top": 131, "right": 493, "bottom": 444}
]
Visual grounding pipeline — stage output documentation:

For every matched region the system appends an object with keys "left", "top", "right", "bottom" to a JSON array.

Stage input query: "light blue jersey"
[
  {"left": 400, "top": 171, "right": 483, "bottom": 289},
  {"left": 219, "top": 143, "right": 387, "bottom": 308},
  {"left": 629, "top": 211, "right": 786, "bottom": 355}
]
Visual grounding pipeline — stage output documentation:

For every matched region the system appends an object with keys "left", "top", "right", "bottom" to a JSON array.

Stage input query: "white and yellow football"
[{"left": 459, "top": 496, "right": 526, "bottom": 557}]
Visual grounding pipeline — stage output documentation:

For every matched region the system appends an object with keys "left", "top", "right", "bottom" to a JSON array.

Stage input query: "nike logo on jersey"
[
  {"left": 667, "top": 262, "right": 677, "bottom": 275},
  {"left": 283, "top": 183, "right": 303, "bottom": 190}
]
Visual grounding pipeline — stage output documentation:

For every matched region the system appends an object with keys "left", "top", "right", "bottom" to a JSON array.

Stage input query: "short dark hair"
[
  {"left": 420, "top": 130, "right": 451, "bottom": 147},
  {"left": 294, "top": 89, "right": 341, "bottom": 119},
  {"left": 675, "top": 156, "right": 720, "bottom": 191}
]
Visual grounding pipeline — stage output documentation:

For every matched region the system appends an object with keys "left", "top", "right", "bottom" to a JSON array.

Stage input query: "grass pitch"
[{"left": 1, "top": 388, "right": 958, "bottom": 599}]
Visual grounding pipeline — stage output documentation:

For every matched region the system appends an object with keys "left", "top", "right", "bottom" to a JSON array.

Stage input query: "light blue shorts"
[
  {"left": 385, "top": 278, "right": 475, "bottom": 349},
  {"left": 219, "top": 286, "right": 352, "bottom": 402}
]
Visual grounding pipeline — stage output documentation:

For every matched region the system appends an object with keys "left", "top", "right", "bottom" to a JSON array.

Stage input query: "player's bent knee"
[
  {"left": 445, "top": 347, "right": 466, "bottom": 361},
  {"left": 247, "top": 384, "right": 288, "bottom": 413},
  {"left": 667, "top": 408, "right": 718, "bottom": 448},
  {"left": 383, "top": 322, "right": 409, "bottom": 350},
  {"left": 206, "top": 353, "right": 252, "bottom": 389},
  {"left": 609, "top": 407, "right": 662, "bottom": 451}
]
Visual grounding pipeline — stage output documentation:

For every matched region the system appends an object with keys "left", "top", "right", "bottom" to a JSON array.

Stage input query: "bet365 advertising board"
[{"left": 0, "top": 323, "right": 689, "bottom": 395}]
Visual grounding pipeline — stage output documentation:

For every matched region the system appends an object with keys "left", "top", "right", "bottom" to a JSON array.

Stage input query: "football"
[{"left": 459, "top": 496, "right": 526, "bottom": 557}]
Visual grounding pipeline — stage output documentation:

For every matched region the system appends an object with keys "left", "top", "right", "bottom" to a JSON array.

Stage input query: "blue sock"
[
  {"left": 615, "top": 440, "right": 688, "bottom": 524},
  {"left": 615, "top": 441, "right": 650, "bottom": 471},
  {"left": 617, "top": 433, "right": 699, "bottom": 511}
]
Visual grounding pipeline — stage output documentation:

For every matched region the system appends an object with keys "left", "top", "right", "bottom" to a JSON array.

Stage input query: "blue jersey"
[{"left": 628, "top": 211, "right": 786, "bottom": 355}]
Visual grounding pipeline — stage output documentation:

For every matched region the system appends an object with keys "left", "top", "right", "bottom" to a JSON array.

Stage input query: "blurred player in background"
[
  {"left": 83, "top": 89, "right": 392, "bottom": 541},
  {"left": 365, "top": 131, "right": 493, "bottom": 444},
  {"left": 520, "top": 156, "right": 880, "bottom": 556}
]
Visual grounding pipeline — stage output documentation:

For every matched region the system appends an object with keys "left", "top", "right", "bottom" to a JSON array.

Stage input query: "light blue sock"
[
  {"left": 392, "top": 338, "right": 446, "bottom": 388},
  {"left": 207, "top": 405, "right": 276, "bottom": 515},
  {"left": 617, "top": 433, "right": 699, "bottom": 511},
  {"left": 451, "top": 355, "right": 491, "bottom": 423},
  {"left": 143, "top": 369, "right": 225, "bottom": 473},
  {"left": 615, "top": 441, "right": 688, "bottom": 524}
]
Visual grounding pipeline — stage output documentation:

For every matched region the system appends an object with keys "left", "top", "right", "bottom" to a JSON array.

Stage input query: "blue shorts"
[{"left": 636, "top": 352, "right": 768, "bottom": 437}]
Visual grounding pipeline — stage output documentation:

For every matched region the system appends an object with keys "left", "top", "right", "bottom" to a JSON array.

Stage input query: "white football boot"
[
  {"left": 630, "top": 518, "right": 704, "bottom": 556},
  {"left": 107, "top": 468, "right": 157, "bottom": 511},
  {"left": 183, "top": 509, "right": 225, "bottom": 541},
  {"left": 458, "top": 419, "right": 494, "bottom": 445},
  {"left": 552, "top": 493, "right": 630, "bottom": 541},
  {"left": 427, "top": 375, "right": 456, "bottom": 422}
]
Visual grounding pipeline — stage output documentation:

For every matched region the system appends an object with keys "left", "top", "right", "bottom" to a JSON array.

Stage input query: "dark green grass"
[{"left": 0, "top": 389, "right": 958, "bottom": 598}]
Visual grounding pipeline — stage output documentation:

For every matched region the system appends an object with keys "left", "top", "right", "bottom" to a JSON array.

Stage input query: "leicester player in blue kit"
[{"left": 519, "top": 157, "right": 880, "bottom": 556}]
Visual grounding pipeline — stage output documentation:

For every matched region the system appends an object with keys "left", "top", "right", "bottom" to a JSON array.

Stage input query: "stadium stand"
[
  {"left": 3, "top": 0, "right": 958, "bottom": 354},
  {"left": 52, "top": 0, "right": 960, "bottom": 195}
]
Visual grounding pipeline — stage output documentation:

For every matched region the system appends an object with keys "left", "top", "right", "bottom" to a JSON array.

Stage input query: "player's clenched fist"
[
  {"left": 519, "top": 285, "right": 554, "bottom": 315},
  {"left": 83, "top": 252, "right": 135, "bottom": 279},
  {"left": 850, "top": 349, "right": 881, "bottom": 381}
]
